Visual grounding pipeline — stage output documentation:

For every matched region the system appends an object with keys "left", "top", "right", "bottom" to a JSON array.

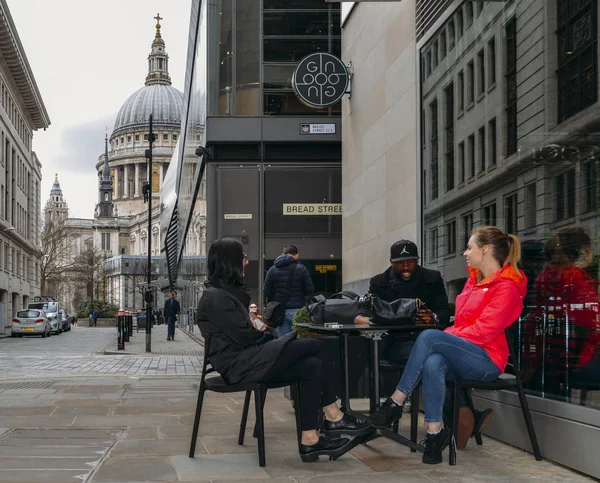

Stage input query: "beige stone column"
[
  {"left": 134, "top": 163, "right": 140, "bottom": 197},
  {"left": 114, "top": 167, "right": 120, "bottom": 198},
  {"left": 123, "top": 165, "right": 129, "bottom": 198}
]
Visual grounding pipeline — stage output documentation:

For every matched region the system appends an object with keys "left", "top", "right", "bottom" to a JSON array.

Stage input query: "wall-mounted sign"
[
  {"left": 292, "top": 53, "right": 349, "bottom": 108},
  {"left": 283, "top": 203, "right": 342, "bottom": 215},
  {"left": 224, "top": 214, "right": 253, "bottom": 220},
  {"left": 300, "top": 123, "right": 336, "bottom": 135},
  {"left": 316, "top": 264, "right": 337, "bottom": 273}
]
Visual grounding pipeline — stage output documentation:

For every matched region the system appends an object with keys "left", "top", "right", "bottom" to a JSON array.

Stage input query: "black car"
[{"left": 60, "top": 309, "right": 71, "bottom": 332}]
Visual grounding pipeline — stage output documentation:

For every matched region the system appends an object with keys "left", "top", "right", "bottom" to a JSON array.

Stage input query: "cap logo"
[{"left": 399, "top": 247, "right": 409, "bottom": 255}]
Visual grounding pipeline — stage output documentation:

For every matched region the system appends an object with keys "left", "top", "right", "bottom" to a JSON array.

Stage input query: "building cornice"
[{"left": 0, "top": 0, "right": 50, "bottom": 130}]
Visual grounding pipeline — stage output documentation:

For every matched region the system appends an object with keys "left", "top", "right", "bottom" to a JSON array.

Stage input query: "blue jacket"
[{"left": 264, "top": 255, "right": 314, "bottom": 309}]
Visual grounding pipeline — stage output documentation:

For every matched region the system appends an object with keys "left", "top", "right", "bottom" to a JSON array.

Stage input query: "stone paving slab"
[
  {"left": 172, "top": 454, "right": 271, "bottom": 480},
  {"left": 93, "top": 456, "right": 179, "bottom": 482}
]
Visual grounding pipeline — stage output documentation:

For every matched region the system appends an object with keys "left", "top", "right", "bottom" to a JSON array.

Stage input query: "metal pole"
[{"left": 146, "top": 113, "right": 154, "bottom": 353}]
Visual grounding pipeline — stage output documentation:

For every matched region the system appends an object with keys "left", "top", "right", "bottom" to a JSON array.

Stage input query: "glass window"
[
  {"left": 263, "top": 39, "right": 341, "bottom": 62},
  {"left": 264, "top": 11, "right": 339, "bottom": 36},
  {"left": 264, "top": 93, "right": 340, "bottom": 116},
  {"left": 263, "top": 64, "right": 295, "bottom": 89},
  {"left": 236, "top": 0, "right": 260, "bottom": 115},
  {"left": 263, "top": 0, "right": 330, "bottom": 9},
  {"left": 264, "top": 166, "right": 341, "bottom": 235}
]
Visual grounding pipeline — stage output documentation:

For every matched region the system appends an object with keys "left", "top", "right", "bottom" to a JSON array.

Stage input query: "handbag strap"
[
  {"left": 328, "top": 290, "right": 360, "bottom": 300},
  {"left": 281, "top": 263, "right": 298, "bottom": 308}
]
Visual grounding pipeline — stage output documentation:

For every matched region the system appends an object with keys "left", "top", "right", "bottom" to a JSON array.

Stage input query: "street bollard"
[
  {"left": 123, "top": 313, "right": 130, "bottom": 343},
  {"left": 127, "top": 314, "right": 133, "bottom": 338},
  {"left": 117, "top": 315, "right": 125, "bottom": 350}
]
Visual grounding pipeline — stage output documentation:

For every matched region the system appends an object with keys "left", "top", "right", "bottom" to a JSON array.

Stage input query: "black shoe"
[
  {"left": 421, "top": 428, "right": 451, "bottom": 464},
  {"left": 472, "top": 408, "right": 494, "bottom": 437},
  {"left": 323, "top": 413, "right": 372, "bottom": 437},
  {"left": 368, "top": 397, "right": 404, "bottom": 429},
  {"left": 167, "top": 337, "right": 171, "bottom": 341},
  {"left": 299, "top": 436, "right": 351, "bottom": 462}
]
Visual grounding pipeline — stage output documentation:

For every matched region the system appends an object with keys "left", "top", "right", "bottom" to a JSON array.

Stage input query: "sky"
[{"left": 6, "top": 0, "right": 192, "bottom": 219}]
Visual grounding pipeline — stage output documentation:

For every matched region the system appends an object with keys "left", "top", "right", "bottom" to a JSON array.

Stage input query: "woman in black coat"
[{"left": 196, "top": 238, "right": 369, "bottom": 462}]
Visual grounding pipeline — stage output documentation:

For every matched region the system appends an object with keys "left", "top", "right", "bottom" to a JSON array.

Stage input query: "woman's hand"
[{"left": 250, "top": 312, "right": 267, "bottom": 331}]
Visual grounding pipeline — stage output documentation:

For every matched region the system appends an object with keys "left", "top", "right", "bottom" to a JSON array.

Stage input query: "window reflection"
[{"left": 420, "top": 0, "right": 600, "bottom": 409}]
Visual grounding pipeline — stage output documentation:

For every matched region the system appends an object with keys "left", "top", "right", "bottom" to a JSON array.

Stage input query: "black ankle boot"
[
  {"left": 422, "top": 428, "right": 451, "bottom": 464},
  {"left": 368, "top": 397, "right": 404, "bottom": 429},
  {"left": 299, "top": 436, "right": 351, "bottom": 462},
  {"left": 323, "top": 413, "right": 372, "bottom": 437}
]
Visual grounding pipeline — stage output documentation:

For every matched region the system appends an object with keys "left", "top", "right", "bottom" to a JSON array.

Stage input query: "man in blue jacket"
[{"left": 264, "top": 244, "right": 314, "bottom": 336}]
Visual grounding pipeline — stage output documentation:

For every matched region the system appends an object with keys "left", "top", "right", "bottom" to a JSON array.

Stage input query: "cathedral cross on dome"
[{"left": 154, "top": 13, "right": 163, "bottom": 36}]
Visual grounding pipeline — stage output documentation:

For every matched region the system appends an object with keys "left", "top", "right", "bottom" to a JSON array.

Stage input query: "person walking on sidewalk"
[
  {"left": 264, "top": 244, "right": 314, "bottom": 336},
  {"left": 164, "top": 292, "right": 180, "bottom": 341},
  {"left": 91, "top": 311, "right": 98, "bottom": 327}
]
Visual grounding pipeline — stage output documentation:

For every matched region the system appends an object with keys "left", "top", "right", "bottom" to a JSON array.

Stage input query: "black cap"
[{"left": 390, "top": 240, "right": 419, "bottom": 262}]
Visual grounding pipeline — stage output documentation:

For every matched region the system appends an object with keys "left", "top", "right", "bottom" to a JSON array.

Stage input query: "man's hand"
[
  {"left": 354, "top": 315, "right": 370, "bottom": 325},
  {"left": 416, "top": 308, "right": 436, "bottom": 325}
]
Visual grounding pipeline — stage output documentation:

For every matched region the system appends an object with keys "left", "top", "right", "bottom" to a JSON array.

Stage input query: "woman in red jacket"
[{"left": 369, "top": 226, "right": 527, "bottom": 464}]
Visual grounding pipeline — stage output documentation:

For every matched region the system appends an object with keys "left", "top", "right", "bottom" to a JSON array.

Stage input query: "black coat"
[
  {"left": 359, "top": 265, "right": 451, "bottom": 326},
  {"left": 195, "top": 282, "right": 296, "bottom": 384},
  {"left": 164, "top": 298, "right": 181, "bottom": 318},
  {"left": 264, "top": 255, "right": 314, "bottom": 309}
]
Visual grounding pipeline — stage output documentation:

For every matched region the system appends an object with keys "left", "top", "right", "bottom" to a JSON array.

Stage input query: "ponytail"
[{"left": 472, "top": 226, "right": 523, "bottom": 280}]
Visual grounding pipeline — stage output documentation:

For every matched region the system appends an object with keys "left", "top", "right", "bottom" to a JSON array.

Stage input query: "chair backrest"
[
  {"left": 504, "top": 322, "right": 525, "bottom": 385},
  {"left": 200, "top": 334, "right": 217, "bottom": 383}
]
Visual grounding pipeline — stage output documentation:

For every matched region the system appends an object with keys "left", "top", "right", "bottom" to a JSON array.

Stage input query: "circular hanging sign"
[{"left": 292, "top": 53, "right": 349, "bottom": 109}]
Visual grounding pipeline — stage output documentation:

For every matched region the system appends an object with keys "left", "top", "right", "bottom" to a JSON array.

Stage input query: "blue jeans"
[
  {"left": 396, "top": 330, "right": 501, "bottom": 423},
  {"left": 167, "top": 316, "right": 176, "bottom": 339},
  {"left": 278, "top": 308, "right": 300, "bottom": 337}
]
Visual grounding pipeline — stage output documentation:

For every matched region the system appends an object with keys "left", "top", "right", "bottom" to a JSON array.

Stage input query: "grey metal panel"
[
  {"left": 262, "top": 117, "right": 341, "bottom": 142},
  {"left": 472, "top": 391, "right": 600, "bottom": 479},
  {"left": 343, "top": 278, "right": 369, "bottom": 296},
  {"left": 206, "top": 117, "right": 262, "bottom": 142}
]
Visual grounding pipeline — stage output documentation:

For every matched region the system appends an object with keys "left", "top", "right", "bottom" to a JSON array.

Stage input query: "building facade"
[
  {"left": 46, "top": 17, "right": 206, "bottom": 315},
  {"left": 341, "top": 0, "right": 599, "bottom": 478},
  {"left": 0, "top": 0, "right": 50, "bottom": 335}
]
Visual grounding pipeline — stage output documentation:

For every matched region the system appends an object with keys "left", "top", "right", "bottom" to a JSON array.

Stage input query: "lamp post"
[{"left": 143, "top": 113, "right": 155, "bottom": 353}]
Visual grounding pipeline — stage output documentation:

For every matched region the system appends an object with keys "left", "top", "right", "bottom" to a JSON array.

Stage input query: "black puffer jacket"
[
  {"left": 263, "top": 255, "right": 314, "bottom": 309},
  {"left": 195, "top": 281, "right": 296, "bottom": 384}
]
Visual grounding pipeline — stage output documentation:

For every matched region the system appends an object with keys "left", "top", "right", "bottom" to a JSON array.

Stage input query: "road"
[{"left": 0, "top": 326, "right": 203, "bottom": 380}]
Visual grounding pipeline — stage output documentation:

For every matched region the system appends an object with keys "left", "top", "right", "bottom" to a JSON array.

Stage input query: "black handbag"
[
  {"left": 307, "top": 291, "right": 362, "bottom": 325},
  {"left": 367, "top": 295, "right": 422, "bottom": 326},
  {"left": 263, "top": 263, "right": 297, "bottom": 328}
]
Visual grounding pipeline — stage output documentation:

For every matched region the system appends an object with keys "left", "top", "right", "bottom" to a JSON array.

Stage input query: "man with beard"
[{"left": 354, "top": 240, "right": 492, "bottom": 449}]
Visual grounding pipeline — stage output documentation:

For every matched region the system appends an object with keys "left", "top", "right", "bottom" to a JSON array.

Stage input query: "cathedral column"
[
  {"left": 123, "top": 165, "right": 130, "bottom": 198},
  {"left": 114, "top": 167, "right": 120, "bottom": 198},
  {"left": 134, "top": 163, "right": 140, "bottom": 197},
  {"left": 160, "top": 164, "right": 164, "bottom": 182}
]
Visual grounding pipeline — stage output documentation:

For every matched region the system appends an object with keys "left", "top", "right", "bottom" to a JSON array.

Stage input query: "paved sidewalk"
[
  {"left": 104, "top": 324, "right": 203, "bottom": 356},
  {"left": 0, "top": 374, "right": 594, "bottom": 482}
]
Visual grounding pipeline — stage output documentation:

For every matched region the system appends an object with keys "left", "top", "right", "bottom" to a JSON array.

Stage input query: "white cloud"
[{"left": 6, "top": 0, "right": 192, "bottom": 218}]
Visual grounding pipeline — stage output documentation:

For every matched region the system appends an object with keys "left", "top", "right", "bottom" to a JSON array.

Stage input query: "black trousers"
[{"left": 262, "top": 338, "right": 337, "bottom": 431}]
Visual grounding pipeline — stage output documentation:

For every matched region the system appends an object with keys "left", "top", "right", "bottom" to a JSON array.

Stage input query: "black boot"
[
  {"left": 323, "top": 413, "right": 372, "bottom": 437},
  {"left": 368, "top": 397, "right": 404, "bottom": 429},
  {"left": 299, "top": 436, "right": 351, "bottom": 462},
  {"left": 422, "top": 428, "right": 451, "bottom": 464}
]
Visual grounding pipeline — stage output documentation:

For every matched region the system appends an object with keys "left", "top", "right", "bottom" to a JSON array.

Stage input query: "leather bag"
[
  {"left": 367, "top": 295, "right": 422, "bottom": 326},
  {"left": 307, "top": 291, "right": 362, "bottom": 325}
]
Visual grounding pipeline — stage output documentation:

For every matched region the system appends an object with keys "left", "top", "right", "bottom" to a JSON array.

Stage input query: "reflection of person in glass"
[{"left": 522, "top": 226, "right": 600, "bottom": 397}]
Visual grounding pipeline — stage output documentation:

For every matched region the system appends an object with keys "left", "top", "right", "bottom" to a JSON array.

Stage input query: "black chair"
[
  {"left": 379, "top": 359, "right": 421, "bottom": 451},
  {"left": 448, "top": 326, "right": 543, "bottom": 466},
  {"left": 189, "top": 335, "right": 301, "bottom": 467}
]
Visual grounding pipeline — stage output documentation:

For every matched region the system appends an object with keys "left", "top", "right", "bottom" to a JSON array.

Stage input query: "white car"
[{"left": 11, "top": 309, "right": 51, "bottom": 338}]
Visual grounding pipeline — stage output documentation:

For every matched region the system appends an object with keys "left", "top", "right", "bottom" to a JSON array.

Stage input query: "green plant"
[
  {"left": 291, "top": 307, "right": 327, "bottom": 338},
  {"left": 77, "top": 299, "right": 119, "bottom": 319}
]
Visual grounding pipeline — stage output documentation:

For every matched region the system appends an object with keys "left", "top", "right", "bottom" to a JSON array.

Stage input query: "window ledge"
[
  {"left": 477, "top": 92, "right": 486, "bottom": 103},
  {"left": 466, "top": 102, "right": 475, "bottom": 111},
  {"left": 457, "top": 109, "right": 465, "bottom": 119},
  {"left": 487, "top": 82, "right": 497, "bottom": 93}
]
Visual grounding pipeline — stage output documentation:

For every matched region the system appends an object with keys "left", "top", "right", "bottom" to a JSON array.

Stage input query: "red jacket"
[
  {"left": 523, "top": 265, "right": 599, "bottom": 371},
  {"left": 445, "top": 265, "right": 527, "bottom": 372}
]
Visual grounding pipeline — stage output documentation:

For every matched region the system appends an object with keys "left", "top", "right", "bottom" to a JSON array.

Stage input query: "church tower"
[
  {"left": 145, "top": 13, "right": 171, "bottom": 86},
  {"left": 96, "top": 134, "right": 114, "bottom": 218},
  {"left": 44, "top": 174, "right": 69, "bottom": 222}
]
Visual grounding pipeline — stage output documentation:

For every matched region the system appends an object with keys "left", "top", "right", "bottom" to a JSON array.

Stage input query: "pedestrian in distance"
[
  {"left": 92, "top": 310, "right": 98, "bottom": 327},
  {"left": 263, "top": 244, "right": 314, "bottom": 336},
  {"left": 164, "top": 292, "right": 180, "bottom": 341}
]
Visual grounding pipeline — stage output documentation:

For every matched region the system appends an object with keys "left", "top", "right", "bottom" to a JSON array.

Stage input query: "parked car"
[
  {"left": 28, "top": 297, "right": 62, "bottom": 335},
  {"left": 59, "top": 309, "right": 70, "bottom": 332},
  {"left": 11, "top": 309, "right": 51, "bottom": 338}
]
